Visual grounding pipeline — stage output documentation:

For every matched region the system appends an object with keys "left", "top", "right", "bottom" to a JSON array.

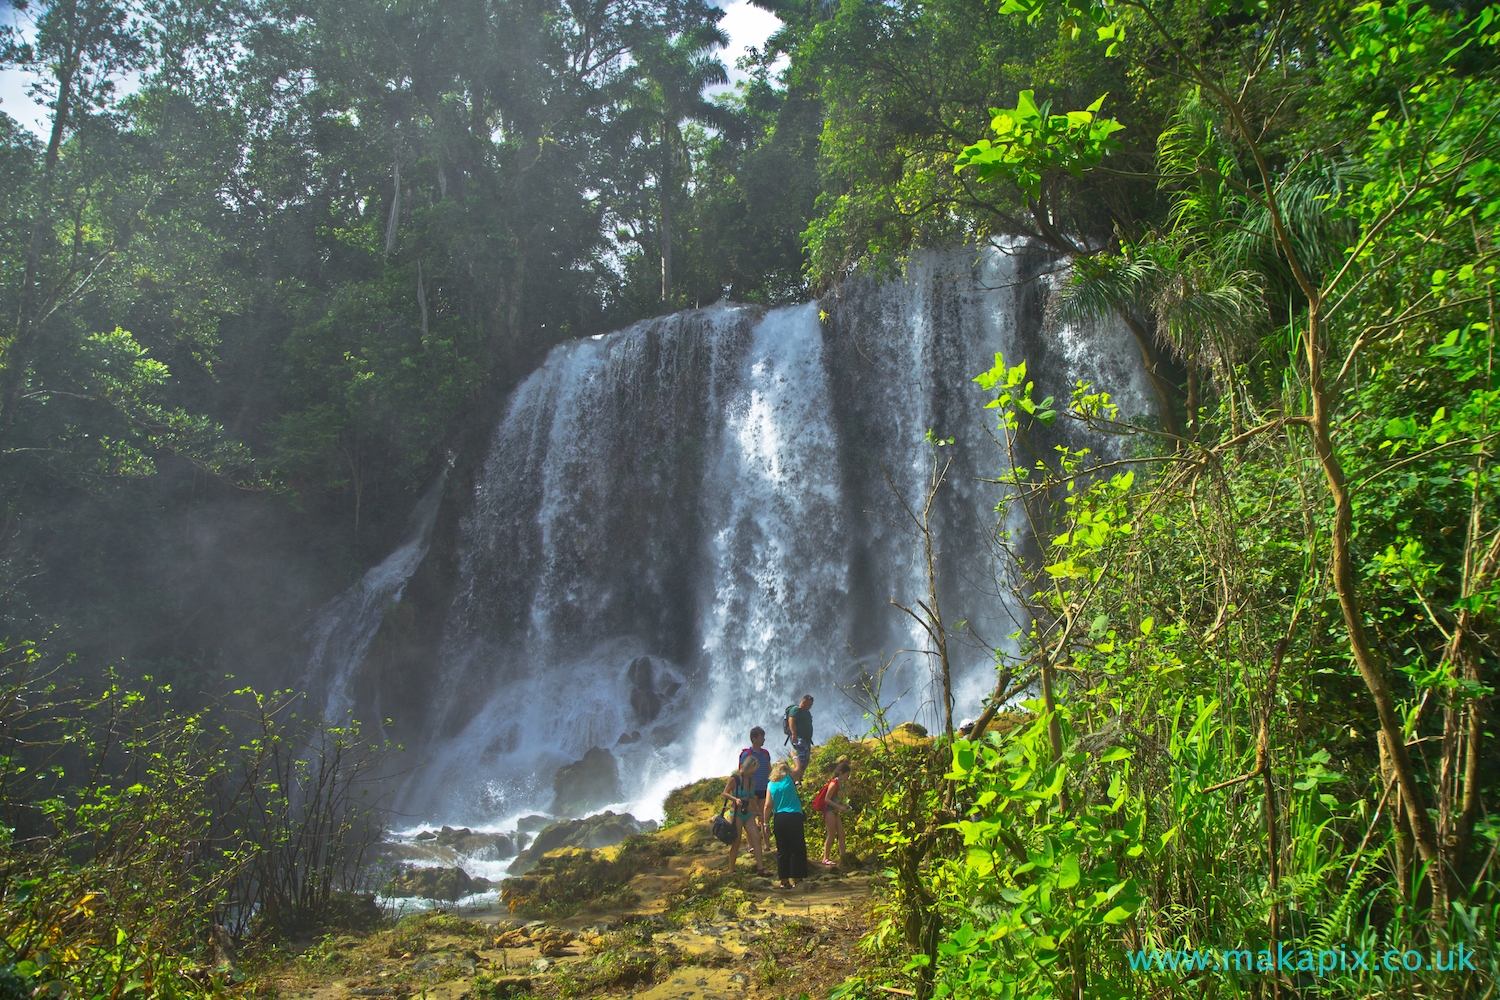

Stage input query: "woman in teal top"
[{"left": 762, "top": 760, "right": 808, "bottom": 888}]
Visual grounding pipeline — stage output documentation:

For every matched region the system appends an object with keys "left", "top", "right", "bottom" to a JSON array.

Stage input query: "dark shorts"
[{"left": 792, "top": 737, "right": 811, "bottom": 765}]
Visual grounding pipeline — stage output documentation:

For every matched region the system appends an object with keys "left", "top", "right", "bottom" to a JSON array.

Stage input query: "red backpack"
[{"left": 811, "top": 776, "right": 839, "bottom": 812}]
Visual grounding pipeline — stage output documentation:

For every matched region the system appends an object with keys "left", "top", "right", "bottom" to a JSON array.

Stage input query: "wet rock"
[
  {"left": 516, "top": 815, "right": 554, "bottom": 834},
  {"left": 627, "top": 656, "right": 663, "bottom": 725},
  {"left": 550, "top": 746, "right": 622, "bottom": 817},
  {"left": 371, "top": 841, "right": 458, "bottom": 866},
  {"left": 505, "top": 811, "right": 654, "bottom": 875},
  {"left": 383, "top": 866, "right": 494, "bottom": 899},
  {"left": 414, "top": 830, "right": 437, "bottom": 841},
  {"left": 616, "top": 730, "right": 642, "bottom": 745},
  {"left": 435, "top": 826, "right": 515, "bottom": 859}
]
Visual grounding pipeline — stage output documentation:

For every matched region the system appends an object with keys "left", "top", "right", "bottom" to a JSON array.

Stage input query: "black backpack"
[
  {"left": 782, "top": 704, "right": 798, "bottom": 742},
  {"left": 711, "top": 807, "right": 735, "bottom": 844}
]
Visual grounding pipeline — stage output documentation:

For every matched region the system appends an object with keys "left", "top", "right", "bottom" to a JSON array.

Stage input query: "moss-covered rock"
[
  {"left": 506, "top": 811, "right": 657, "bottom": 876},
  {"left": 383, "top": 866, "right": 492, "bottom": 900}
]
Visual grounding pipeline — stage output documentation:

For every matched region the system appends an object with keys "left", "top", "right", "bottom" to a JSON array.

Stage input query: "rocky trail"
[{"left": 255, "top": 802, "right": 879, "bottom": 1000}]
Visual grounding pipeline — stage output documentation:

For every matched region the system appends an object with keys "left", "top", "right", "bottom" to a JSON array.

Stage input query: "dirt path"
[{"left": 260, "top": 815, "right": 878, "bottom": 1000}]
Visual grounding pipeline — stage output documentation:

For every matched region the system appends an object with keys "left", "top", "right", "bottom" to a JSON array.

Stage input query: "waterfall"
[
  {"left": 302, "top": 465, "right": 449, "bottom": 721},
  {"left": 306, "top": 243, "right": 1155, "bottom": 827}
]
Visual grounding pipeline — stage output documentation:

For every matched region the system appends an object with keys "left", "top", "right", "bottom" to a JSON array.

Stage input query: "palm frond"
[{"left": 1056, "top": 252, "right": 1161, "bottom": 323}]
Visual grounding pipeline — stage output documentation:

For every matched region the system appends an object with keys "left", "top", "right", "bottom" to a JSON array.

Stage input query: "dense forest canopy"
[
  {"left": 0, "top": 0, "right": 819, "bottom": 672},
  {"left": 1, "top": 0, "right": 1499, "bottom": 995}
]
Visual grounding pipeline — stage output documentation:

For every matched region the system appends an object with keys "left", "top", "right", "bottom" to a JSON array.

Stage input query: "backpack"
[
  {"left": 710, "top": 806, "right": 736, "bottom": 845},
  {"left": 811, "top": 776, "right": 839, "bottom": 813},
  {"left": 782, "top": 704, "right": 799, "bottom": 741},
  {"left": 711, "top": 777, "right": 742, "bottom": 846}
]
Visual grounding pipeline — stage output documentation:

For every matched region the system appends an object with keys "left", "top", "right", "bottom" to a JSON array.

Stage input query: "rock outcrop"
[
  {"left": 433, "top": 825, "right": 515, "bottom": 859},
  {"left": 549, "top": 746, "right": 622, "bottom": 816},
  {"left": 372, "top": 827, "right": 513, "bottom": 867},
  {"left": 383, "top": 865, "right": 493, "bottom": 899},
  {"left": 505, "top": 811, "right": 657, "bottom": 875}
]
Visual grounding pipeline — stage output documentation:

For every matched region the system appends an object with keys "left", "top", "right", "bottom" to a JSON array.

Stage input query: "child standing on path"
[
  {"left": 815, "top": 759, "right": 853, "bottom": 866},
  {"left": 723, "top": 756, "right": 767, "bottom": 875},
  {"left": 763, "top": 759, "right": 807, "bottom": 889}
]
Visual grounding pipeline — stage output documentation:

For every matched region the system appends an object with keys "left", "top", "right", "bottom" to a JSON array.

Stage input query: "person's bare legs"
[
  {"left": 728, "top": 819, "right": 742, "bottom": 870},
  {"left": 747, "top": 817, "right": 765, "bottom": 872}
]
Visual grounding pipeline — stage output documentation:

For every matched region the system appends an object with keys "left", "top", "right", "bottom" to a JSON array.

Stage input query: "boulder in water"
[
  {"left": 434, "top": 826, "right": 515, "bottom": 859},
  {"left": 516, "top": 814, "right": 554, "bottom": 834},
  {"left": 373, "top": 829, "right": 514, "bottom": 865},
  {"left": 506, "top": 811, "right": 655, "bottom": 875},
  {"left": 550, "top": 746, "right": 622, "bottom": 816},
  {"left": 371, "top": 841, "right": 458, "bottom": 866},
  {"left": 627, "top": 657, "right": 662, "bottom": 725},
  {"left": 383, "top": 865, "right": 493, "bottom": 899}
]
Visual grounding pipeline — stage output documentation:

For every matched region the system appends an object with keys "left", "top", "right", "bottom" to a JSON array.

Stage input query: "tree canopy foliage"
[{"left": 0, "top": 0, "right": 819, "bottom": 667}]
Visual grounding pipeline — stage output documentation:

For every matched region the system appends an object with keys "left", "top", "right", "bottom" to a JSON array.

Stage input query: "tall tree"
[
  {"left": 625, "top": 19, "right": 729, "bottom": 302},
  {"left": 0, "top": 0, "right": 147, "bottom": 427}
]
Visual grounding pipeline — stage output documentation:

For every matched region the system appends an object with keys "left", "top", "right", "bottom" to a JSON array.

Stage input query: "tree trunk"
[
  {"left": 1378, "top": 731, "right": 1415, "bottom": 905},
  {"left": 385, "top": 157, "right": 402, "bottom": 256},
  {"left": 3, "top": 47, "right": 78, "bottom": 428},
  {"left": 1117, "top": 311, "right": 1182, "bottom": 440},
  {"left": 1305, "top": 300, "right": 1447, "bottom": 921},
  {"left": 660, "top": 121, "right": 673, "bottom": 302}
]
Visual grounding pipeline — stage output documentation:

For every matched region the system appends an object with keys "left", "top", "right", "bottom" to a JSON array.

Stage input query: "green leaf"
[{"left": 1056, "top": 853, "right": 1081, "bottom": 888}]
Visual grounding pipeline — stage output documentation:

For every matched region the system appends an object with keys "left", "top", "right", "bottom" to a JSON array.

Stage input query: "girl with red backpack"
[{"left": 813, "top": 759, "right": 852, "bottom": 867}]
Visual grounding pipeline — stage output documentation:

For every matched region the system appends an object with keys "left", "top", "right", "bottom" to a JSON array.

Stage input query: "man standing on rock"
[{"left": 787, "top": 694, "right": 814, "bottom": 780}]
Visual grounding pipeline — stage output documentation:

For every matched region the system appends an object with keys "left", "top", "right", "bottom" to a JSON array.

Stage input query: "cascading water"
[
  {"left": 304, "top": 243, "right": 1155, "bottom": 831},
  {"left": 303, "top": 465, "right": 449, "bottom": 721}
]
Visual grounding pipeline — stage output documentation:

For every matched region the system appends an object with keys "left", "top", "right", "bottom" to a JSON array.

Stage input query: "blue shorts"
[{"left": 792, "top": 738, "right": 811, "bottom": 765}]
